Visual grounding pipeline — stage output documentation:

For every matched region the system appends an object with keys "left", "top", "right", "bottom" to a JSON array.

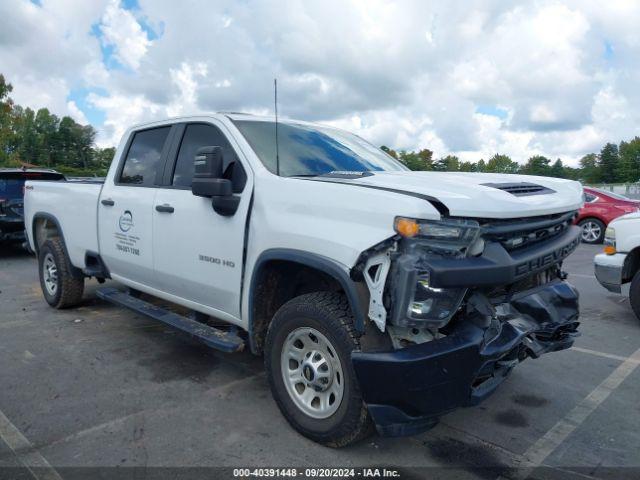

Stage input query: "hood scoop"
[{"left": 482, "top": 182, "right": 555, "bottom": 197}]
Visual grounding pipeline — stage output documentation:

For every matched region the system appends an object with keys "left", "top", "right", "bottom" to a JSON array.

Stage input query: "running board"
[{"left": 96, "top": 287, "right": 244, "bottom": 353}]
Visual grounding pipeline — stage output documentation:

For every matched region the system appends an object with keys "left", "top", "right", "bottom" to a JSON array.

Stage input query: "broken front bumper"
[{"left": 351, "top": 281, "right": 580, "bottom": 437}]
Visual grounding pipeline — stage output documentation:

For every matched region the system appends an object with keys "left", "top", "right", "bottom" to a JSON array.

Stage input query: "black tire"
[
  {"left": 629, "top": 271, "right": 640, "bottom": 322},
  {"left": 264, "top": 292, "right": 372, "bottom": 447},
  {"left": 578, "top": 218, "right": 606, "bottom": 244},
  {"left": 38, "top": 238, "right": 84, "bottom": 309}
]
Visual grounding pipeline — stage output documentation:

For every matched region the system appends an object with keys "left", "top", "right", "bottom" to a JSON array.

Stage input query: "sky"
[{"left": 1, "top": 0, "right": 639, "bottom": 165}]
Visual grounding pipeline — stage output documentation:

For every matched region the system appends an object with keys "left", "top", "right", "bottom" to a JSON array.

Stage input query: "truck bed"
[{"left": 24, "top": 180, "right": 102, "bottom": 268}]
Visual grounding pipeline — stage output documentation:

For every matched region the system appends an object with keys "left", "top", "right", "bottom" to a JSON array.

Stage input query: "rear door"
[
  {"left": 97, "top": 126, "right": 174, "bottom": 287},
  {"left": 152, "top": 121, "right": 252, "bottom": 320}
]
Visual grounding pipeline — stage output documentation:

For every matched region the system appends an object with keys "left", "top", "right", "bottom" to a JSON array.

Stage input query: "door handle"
[
  {"left": 101, "top": 198, "right": 115, "bottom": 206},
  {"left": 155, "top": 204, "right": 175, "bottom": 213}
]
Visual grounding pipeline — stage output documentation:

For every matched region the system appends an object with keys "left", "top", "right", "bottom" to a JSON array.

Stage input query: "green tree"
[
  {"left": 34, "top": 108, "right": 59, "bottom": 166},
  {"left": 579, "top": 153, "right": 599, "bottom": 183},
  {"left": 521, "top": 155, "right": 552, "bottom": 176},
  {"left": 562, "top": 166, "right": 580, "bottom": 181},
  {"left": 458, "top": 161, "right": 477, "bottom": 172},
  {"left": 399, "top": 148, "right": 433, "bottom": 171},
  {"left": 92, "top": 147, "right": 115, "bottom": 170},
  {"left": 619, "top": 138, "right": 640, "bottom": 183},
  {"left": 433, "top": 155, "right": 460, "bottom": 171},
  {"left": 549, "top": 159, "right": 565, "bottom": 178},
  {"left": 0, "top": 74, "right": 16, "bottom": 164},
  {"left": 485, "top": 154, "right": 519, "bottom": 173},
  {"left": 476, "top": 159, "right": 486, "bottom": 172},
  {"left": 598, "top": 143, "right": 619, "bottom": 183},
  {"left": 13, "top": 107, "right": 40, "bottom": 164}
]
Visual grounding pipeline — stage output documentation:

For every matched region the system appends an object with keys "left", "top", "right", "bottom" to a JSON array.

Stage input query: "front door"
[
  {"left": 152, "top": 122, "right": 252, "bottom": 321},
  {"left": 98, "top": 126, "right": 173, "bottom": 288}
]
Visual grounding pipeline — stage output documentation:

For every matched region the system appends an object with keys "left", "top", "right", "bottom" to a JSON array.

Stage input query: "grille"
[
  {"left": 482, "top": 182, "right": 555, "bottom": 196},
  {"left": 480, "top": 211, "right": 576, "bottom": 251}
]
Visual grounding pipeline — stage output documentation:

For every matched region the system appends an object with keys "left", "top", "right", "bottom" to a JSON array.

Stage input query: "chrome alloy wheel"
[
  {"left": 280, "top": 327, "right": 344, "bottom": 419},
  {"left": 581, "top": 221, "right": 602, "bottom": 243},
  {"left": 42, "top": 252, "right": 58, "bottom": 296}
]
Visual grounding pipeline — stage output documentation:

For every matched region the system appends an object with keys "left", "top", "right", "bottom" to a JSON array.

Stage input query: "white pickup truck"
[
  {"left": 25, "top": 113, "right": 584, "bottom": 446},
  {"left": 594, "top": 212, "right": 640, "bottom": 320}
]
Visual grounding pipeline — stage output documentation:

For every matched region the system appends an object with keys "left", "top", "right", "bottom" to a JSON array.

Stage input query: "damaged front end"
[{"left": 352, "top": 212, "right": 581, "bottom": 437}]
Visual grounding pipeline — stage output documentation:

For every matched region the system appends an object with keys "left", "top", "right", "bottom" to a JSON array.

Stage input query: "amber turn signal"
[
  {"left": 394, "top": 217, "right": 420, "bottom": 238},
  {"left": 604, "top": 245, "right": 616, "bottom": 255}
]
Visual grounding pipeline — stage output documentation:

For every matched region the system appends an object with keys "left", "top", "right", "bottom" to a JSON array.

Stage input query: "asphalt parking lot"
[{"left": 0, "top": 243, "right": 639, "bottom": 479}]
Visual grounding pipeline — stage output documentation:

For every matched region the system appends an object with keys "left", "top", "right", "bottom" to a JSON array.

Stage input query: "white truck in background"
[
  {"left": 594, "top": 212, "right": 640, "bottom": 321},
  {"left": 25, "top": 113, "right": 583, "bottom": 446}
]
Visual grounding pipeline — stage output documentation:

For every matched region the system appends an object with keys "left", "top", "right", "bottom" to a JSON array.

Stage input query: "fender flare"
[
  {"left": 31, "top": 212, "right": 83, "bottom": 279},
  {"left": 248, "top": 248, "right": 368, "bottom": 352}
]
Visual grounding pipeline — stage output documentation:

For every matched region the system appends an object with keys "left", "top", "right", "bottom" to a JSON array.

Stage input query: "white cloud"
[
  {"left": 99, "top": 0, "right": 152, "bottom": 70},
  {"left": 166, "top": 61, "right": 208, "bottom": 117},
  {"left": 2, "top": 0, "right": 640, "bottom": 165},
  {"left": 66, "top": 100, "right": 89, "bottom": 124},
  {"left": 88, "top": 91, "right": 161, "bottom": 147}
]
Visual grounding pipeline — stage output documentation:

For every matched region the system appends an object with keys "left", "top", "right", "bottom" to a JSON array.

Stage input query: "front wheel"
[
  {"left": 264, "top": 292, "right": 372, "bottom": 447},
  {"left": 579, "top": 218, "right": 606, "bottom": 244}
]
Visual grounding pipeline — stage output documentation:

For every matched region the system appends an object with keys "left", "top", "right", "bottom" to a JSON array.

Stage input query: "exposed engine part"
[
  {"left": 363, "top": 249, "right": 392, "bottom": 332},
  {"left": 387, "top": 325, "right": 436, "bottom": 349}
]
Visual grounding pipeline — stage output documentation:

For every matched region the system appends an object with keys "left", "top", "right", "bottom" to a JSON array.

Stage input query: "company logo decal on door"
[
  {"left": 114, "top": 210, "right": 140, "bottom": 256},
  {"left": 119, "top": 210, "right": 134, "bottom": 232}
]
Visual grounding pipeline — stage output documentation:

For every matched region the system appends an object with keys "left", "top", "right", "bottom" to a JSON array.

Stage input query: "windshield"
[
  {"left": 233, "top": 120, "right": 407, "bottom": 177},
  {"left": 0, "top": 178, "right": 25, "bottom": 198}
]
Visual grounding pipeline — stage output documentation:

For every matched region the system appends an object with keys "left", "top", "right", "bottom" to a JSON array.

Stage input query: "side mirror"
[
  {"left": 192, "top": 146, "right": 226, "bottom": 197},
  {"left": 191, "top": 145, "right": 240, "bottom": 216}
]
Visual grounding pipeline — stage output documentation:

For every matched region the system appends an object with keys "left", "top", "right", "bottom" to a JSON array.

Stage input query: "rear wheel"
[
  {"left": 579, "top": 218, "right": 605, "bottom": 244},
  {"left": 38, "top": 238, "right": 84, "bottom": 308},
  {"left": 264, "top": 292, "right": 372, "bottom": 447},
  {"left": 629, "top": 271, "right": 640, "bottom": 322}
]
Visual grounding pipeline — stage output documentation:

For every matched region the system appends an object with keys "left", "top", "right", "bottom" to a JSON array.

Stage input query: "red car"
[{"left": 576, "top": 187, "right": 640, "bottom": 244}]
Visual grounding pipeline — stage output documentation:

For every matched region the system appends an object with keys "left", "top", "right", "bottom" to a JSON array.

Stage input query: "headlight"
[
  {"left": 391, "top": 217, "right": 482, "bottom": 329},
  {"left": 408, "top": 271, "right": 466, "bottom": 324},
  {"left": 394, "top": 217, "right": 481, "bottom": 257},
  {"left": 604, "top": 227, "right": 616, "bottom": 255}
]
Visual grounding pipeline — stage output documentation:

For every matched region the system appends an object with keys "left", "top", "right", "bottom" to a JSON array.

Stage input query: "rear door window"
[{"left": 119, "top": 127, "right": 171, "bottom": 186}]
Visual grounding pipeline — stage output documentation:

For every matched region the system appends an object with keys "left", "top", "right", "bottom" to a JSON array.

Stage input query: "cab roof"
[{"left": 128, "top": 112, "right": 322, "bottom": 131}]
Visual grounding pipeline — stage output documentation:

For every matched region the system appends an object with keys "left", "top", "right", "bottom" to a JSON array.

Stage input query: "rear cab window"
[{"left": 119, "top": 127, "right": 172, "bottom": 186}]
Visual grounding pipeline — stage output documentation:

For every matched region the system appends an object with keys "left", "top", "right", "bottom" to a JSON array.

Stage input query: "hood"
[{"left": 324, "top": 171, "right": 584, "bottom": 219}]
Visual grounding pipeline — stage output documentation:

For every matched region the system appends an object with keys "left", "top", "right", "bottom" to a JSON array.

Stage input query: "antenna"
[{"left": 274, "top": 78, "right": 280, "bottom": 176}]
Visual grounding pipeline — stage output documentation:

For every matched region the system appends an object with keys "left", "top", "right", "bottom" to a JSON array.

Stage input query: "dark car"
[
  {"left": 0, "top": 168, "right": 65, "bottom": 244},
  {"left": 575, "top": 186, "right": 640, "bottom": 244}
]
